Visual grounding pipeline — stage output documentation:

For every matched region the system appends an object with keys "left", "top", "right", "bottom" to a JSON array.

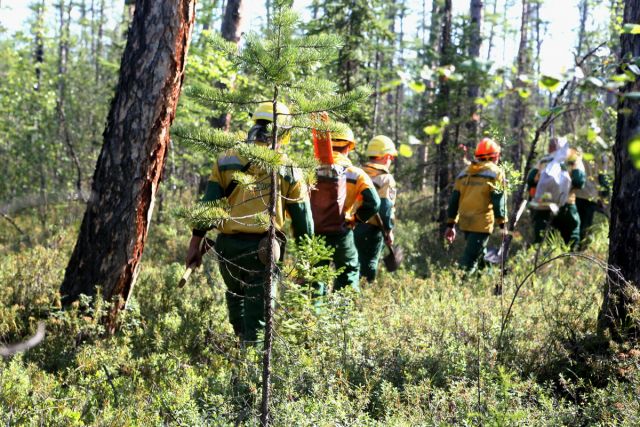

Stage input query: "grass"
[{"left": 0, "top": 196, "right": 639, "bottom": 426}]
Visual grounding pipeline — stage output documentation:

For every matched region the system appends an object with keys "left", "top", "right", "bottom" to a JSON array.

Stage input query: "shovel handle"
[
  {"left": 374, "top": 213, "right": 393, "bottom": 248},
  {"left": 179, "top": 237, "right": 216, "bottom": 288},
  {"left": 178, "top": 265, "right": 195, "bottom": 288}
]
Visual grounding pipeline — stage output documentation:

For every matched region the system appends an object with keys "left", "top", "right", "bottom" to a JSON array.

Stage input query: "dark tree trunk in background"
[
  {"left": 485, "top": 0, "right": 498, "bottom": 62},
  {"left": 427, "top": 0, "right": 442, "bottom": 196},
  {"left": 466, "top": 0, "right": 483, "bottom": 144},
  {"left": 34, "top": 0, "right": 45, "bottom": 91},
  {"left": 57, "top": 0, "right": 84, "bottom": 197},
  {"left": 209, "top": 0, "right": 245, "bottom": 130},
  {"left": 510, "top": 0, "right": 531, "bottom": 171},
  {"left": 436, "top": 0, "right": 453, "bottom": 228},
  {"left": 599, "top": 0, "right": 640, "bottom": 341},
  {"left": 34, "top": 0, "right": 47, "bottom": 227},
  {"left": 60, "top": 0, "right": 196, "bottom": 330}
]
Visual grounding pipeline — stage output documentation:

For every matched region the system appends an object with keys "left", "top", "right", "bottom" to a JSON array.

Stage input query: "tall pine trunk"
[
  {"left": 466, "top": 0, "right": 484, "bottom": 143},
  {"left": 426, "top": 0, "right": 442, "bottom": 196},
  {"left": 599, "top": 0, "right": 640, "bottom": 341},
  {"left": 60, "top": 0, "right": 196, "bottom": 331},
  {"left": 210, "top": 0, "right": 244, "bottom": 130},
  {"left": 56, "top": 0, "right": 84, "bottom": 197},
  {"left": 510, "top": 0, "right": 531, "bottom": 171},
  {"left": 436, "top": 0, "right": 453, "bottom": 228}
]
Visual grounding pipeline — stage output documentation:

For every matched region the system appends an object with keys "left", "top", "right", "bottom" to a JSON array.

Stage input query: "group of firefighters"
[{"left": 184, "top": 102, "right": 609, "bottom": 343}]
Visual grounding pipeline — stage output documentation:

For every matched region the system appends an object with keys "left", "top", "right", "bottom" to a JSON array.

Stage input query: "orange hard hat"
[{"left": 475, "top": 137, "right": 501, "bottom": 160}]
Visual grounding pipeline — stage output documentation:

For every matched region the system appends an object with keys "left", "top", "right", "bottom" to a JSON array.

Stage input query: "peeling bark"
[{"left": 60, "top": 0, "right": 197, "bottom": 331}]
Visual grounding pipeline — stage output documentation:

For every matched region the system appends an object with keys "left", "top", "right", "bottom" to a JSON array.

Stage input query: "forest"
[{"left": 1, "top": 0, "right": 640, "bottom": 425}]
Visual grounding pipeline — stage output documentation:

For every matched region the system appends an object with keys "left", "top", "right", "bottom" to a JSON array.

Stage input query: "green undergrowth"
[{"left": 1, "top": 202, "right": 639, "bottom": 426}]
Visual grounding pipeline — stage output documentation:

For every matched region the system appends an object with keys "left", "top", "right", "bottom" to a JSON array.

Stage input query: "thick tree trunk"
[
  {"left": 599, "top": 0, "right": 640, "bottom": 341},
  {"left": 60, "top": 0, "right": 196, "bottom": 329}
]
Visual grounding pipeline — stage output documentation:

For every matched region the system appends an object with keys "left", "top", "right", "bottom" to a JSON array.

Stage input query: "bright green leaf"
[
  {"left": 398, "top": 144, "right": 413, "bottom": 158},
  {"left": 611, "top": 73, "right": 635, "bottom": 83},
  {"left": 408, "top": 81, "right": 426, "bottom": 93},
  {"left": 517, "top": 88, "right": 531, "bottom": 99},
  {"left": 622, "top": 23, "right": 640, "bottom": 34},
  {"left": 475, "top": 97, "right": 488, "bottom": 107},
  {"left": 423, "top": 125, "right": 441, "bottom": 135},
  {"left": 539, "top": 75, "right": 561, "bottom": 91},
  {"left": 629, "top": 138, "right": 640, "bottom": 155},
  {"left": 583, "top": 152, "right": 595, "bottom": 161}
]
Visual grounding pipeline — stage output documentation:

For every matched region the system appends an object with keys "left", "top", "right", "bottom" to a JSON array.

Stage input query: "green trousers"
[
  {"left": 532, "top": 204, "right": 581, "bottom": 249},
  {"left": 459, "top": 231, "right": 490, "bottom": 272},
  {"left": 575, "top": 198, "right": 597, "bottom": 244},
  {"left": 316, "top": 229, "right": 360, "bottom": 294},
  {"left": 216, "top": 233, "right": 272, "bottom": 342},
  {"left": 354, "top": 223, "right": 385, "bottom": 282}
]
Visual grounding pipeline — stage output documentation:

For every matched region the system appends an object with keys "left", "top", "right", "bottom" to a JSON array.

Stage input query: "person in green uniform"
[
  {"left": 445, "top": 138, "right": 507, "bottom": 272},
  {"left": 527, "top": 137, "right": 586, "bottom": 249},
  {"left": 185, "top": 102, "right": 313, "bottom": 343},
  {"left": 354, "top": 135, "right": 398, "bottom": 282},
  {"left": 312, "top": 126, "right": 380, "bottom": 294}
]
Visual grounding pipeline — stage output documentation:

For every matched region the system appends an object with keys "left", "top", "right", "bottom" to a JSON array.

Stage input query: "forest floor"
[{"left": 1, "top": 193, "right": 639, "bottom": 426}]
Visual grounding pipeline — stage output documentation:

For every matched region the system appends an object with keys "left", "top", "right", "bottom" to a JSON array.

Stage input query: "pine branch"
[
  {"left": 288, "top": 86, "right": 372, "bottom": 116},
  {"left": 172, "top": 127, "right": 246, "bottom": 155},
  {"left": 174, "top": 200, "right": 231, "bottom": 231},
  {"left": 184, "top": 84, "right": 270, "bottom": 107}
]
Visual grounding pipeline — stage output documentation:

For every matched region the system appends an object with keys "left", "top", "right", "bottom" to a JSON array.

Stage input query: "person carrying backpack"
[
  {"left": 311, "top": 125, "right": 380, "bottom": 294},
  {"left": 527, "top": 137, "right": 586, "bottom": 249},
  {"left": 354, "top": 135, "right": 398, "bottom": 282},
  {"left": 444, "top": 138, "right": 507, "bottom": 272},
  {"left": 185, "top": 102, "right": 313, "bottom": 344}
]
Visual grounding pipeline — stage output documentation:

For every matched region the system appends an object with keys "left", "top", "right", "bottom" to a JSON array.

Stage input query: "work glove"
[
  {"left": 445, "top": 226, "right": 456, "bottom": 244},
  {"left": 186, "top": 235, "right": 204, "bottom": 268}
]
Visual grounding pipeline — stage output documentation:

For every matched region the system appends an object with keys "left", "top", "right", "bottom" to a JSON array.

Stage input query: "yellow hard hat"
[
  {"left": 252, "top": 101, "right": 291, "bottom": 127},
  {"left": 251, "top": 101, "right": 291, "bottom": 145},
  {"left": 330, "top": 126, "right": 356, "bottom": 151},
  {"left": 365, "top": 135, "right": 397, "bottom": 157}
]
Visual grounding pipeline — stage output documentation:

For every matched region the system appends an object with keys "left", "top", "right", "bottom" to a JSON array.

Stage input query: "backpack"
[
  {"left": 310, "top": 164, "right": 347, "bottom": 234},
  {"left": 533, "top": 157, "right": 571, "bottom": 207}
]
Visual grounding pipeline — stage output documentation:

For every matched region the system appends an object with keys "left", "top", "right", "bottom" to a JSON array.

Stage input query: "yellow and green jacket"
[
  {"left": 447, "top": 161, "right": 506, "bottom": 234},
  {"left": 196, "top": 149, "right": 313, "bottom": 238},
  {"left": 332, "top": 152, "right": 380, "bottom": 224},
  {"left": 362, "top": 162, "right": 396, "bottom": 230}
]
